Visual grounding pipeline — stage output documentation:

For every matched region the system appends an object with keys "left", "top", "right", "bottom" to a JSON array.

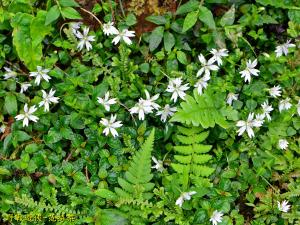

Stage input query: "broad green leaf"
[
  {"left": 146, "top": 15, "right": 167, "bottom": 25},
  {"left": 11, "top": 12, "right": 52, "bottom": 70},
  {"left": 149, "top": 26, "right": 164, "bottom": 52},
  {"left": 177, "top": 51, "right": 188, "bottom": 65},
  {"left": 45, "top": 5, "right": 60, "bottom": 25},
  {"left": 59, "top": 0, "right": 79, "bottom": 7},
  {"left": 220, "top": 5, "right": 235, "bottom": 27},
  {"left": 176, "top": 0, "right": 199, "bottom": 15},
  {"left": 182, "top": 10, "right": 199, "bottom": 32},
  {"left": 163, "top": 31, "right": 175, "bottom": 51},
  {"left": 14, "top": 131, "right": 31, "bottom": 142},
  {"left": 198, "top": 6, "right": 216, "bottom": 29},
  {"left": 125, "top": 13, "right": 137, "bottom": 26},
  {"left": 4, "top": 94, "right": 17, "bottom": 115},
  {"left": 61, "top": 7, "right": 82, "bottom": 19}
]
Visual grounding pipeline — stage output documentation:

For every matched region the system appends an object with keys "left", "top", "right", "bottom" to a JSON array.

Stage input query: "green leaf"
[
  {"left": 59, "top": 0, "right": 80, "bottom": 7},
  {"left": 198, "top": 6, "right": 216, "bottom": 29},
  {"left": 149, "top": 26, "right": 164, "bottom": 52},
  {"left": 61, "top": 7, "right": 82, "bottom": 19},
  {"left": 220, "top": 5, "right": 235, "bottom": 27},
  {"left": 4, "top": 94, "right": 17, "bottom": 115},
  {"left": 11, "top": 12, "right": 52, "bottom": 70},
  {"left": 146, "top": 15, "right": 167, "bottom": 25},
  {"left": 176, "top": 0, "right": 199, "bottom": 15},
  {"left": 177, "top": 51, "right": 188, "bottom": 65},
  {"left": 182, "top": 10, "right": 198, "bottom": 32},
  {"left": 44, "top": 128, "right": 62, "bottom": 144},
  {"left": 14, "top": 131, "right": 31, "bottom": 142},
  {"left": 163, "top": 32, "right": 175, "bottom": 51},
  {"left": 45, "top": 5, "right": 61, "bottom": 25},
  {"left": 95, "top": 189, "right": 118, "bottom": 201},
  {"left": 125, "top": 13, "right": 137, "bottom": 26}
]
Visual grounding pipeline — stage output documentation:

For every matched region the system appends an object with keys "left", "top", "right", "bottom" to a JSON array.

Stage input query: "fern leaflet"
[{"left": 170, "top": 89, "right": 228, "bottom": 129}]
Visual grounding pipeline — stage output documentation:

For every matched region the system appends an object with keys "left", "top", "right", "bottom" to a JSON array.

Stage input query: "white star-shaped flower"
[
  {"left": 103, "top": 21, "right": 119, "bottom": 36},
  {"left": 268, "top": 85, "right": 282, "bottom": 98},
  {"left": 239, "top": 59, "right": 260, "bottom": 83},
  {"left": 151, "top": 156, "right": 164, "bottom": 173},
  {"left": 166, "top": 77, "right": 190, "bottom": 103},
  {"left": 197, "top": 54, "right": 219, "bottom": 77},
  {"left": 279, "top": 98, "right": 292, "bottom": 112},
  {"left": 20, "top": 83, "right": 31, "bottom": 94},
  {"left": 209, "top": 210, "right": 224, "bottom": 225},
  {"left": 100, "top": 114, "right": 123, "bottom": 137},
  {"left": 194, "top": 74, "right": 210, "bottom": 95},
  {"left": 29, "top": 66, "right": 51, "bottom": 86},
  {"left": 175, "top": 191, "right": 196, "bottom": 207},
  {"left": 277, "top": 200, "right": 291, "bottom": 213},
  {"left": 144, "top": 90, "right": 160, "bottom": 110},
  {"left": 236, "top": 112, "right": 262, "bottom": 138},
  {"left": 275, "top": 40, "right": 296, "bottom": 57},
  {"left": 156, "top": 104, "right": 177, "bottom": 122},
  {"left": 76, "top": 27, "right": 95, "bottom": 51},
  {"left": 97, "top": 91, "right": 117, "bottom": 112},
  {"left": 112, "top": 29, "right": 135, "bottom": 45},
  {"left": 210, "top": 48, "right": 229, "bottom": 66},
  {"left": 261, "top": 101, "right": 273, "bottom": 121},
  {"left": 70, "top": 22, "right": 82, "bottom": 35},
  {"left": 255, "top": 113, "right": 265, "bottom": 125},
  {"left": 227, "top": 92, "right": 238, "bottom": 105},
  {"left": 129, "top": 99, "right": 153, "bottom": 120},
  {"left": 278, "top": 139, "right": 289, "bottom": 150},
  {"left": 3, "top": 67, "right": 17, "bottom": 80},
  {"left": 39, "top": 89, "right": 60, "bottom": 112},
  {"left": 15, "top": 104, "right": 39, "bottom": 127}
]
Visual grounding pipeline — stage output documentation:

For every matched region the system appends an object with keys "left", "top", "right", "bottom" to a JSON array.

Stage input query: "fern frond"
[
  {"left": 170, "top": 89, "right": 228, "bottom": 129},
  {"left": 172, "top": 126, "right": 215, "bottom": 189},
  {"left": 115, "top": 129, "right": 155, "bottom": 201}
]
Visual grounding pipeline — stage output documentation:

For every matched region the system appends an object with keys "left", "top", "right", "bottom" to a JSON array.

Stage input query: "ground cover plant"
[{"left": 0, "top": 0, "right": 300, "bottom": 224}]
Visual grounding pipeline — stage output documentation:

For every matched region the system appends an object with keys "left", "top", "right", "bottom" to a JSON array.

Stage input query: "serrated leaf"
[
  {"left": 198, "top": 6, "right": 215, "bottom": 29},
  {"left": 182, "top": 10, "right": 198, "bottom": 32},
  {"left": 146, "top": 15, "right": 167, "bottom": 25},
  {"left": 45, "top": 5, "right": 60, "bottom": 25},
  {"left": 149, "top": 26, "right": 164, "bottom": 52},
  {"left": 4, "top": 94, "right": 17, "bottom": 115},
  {"left": 176, "top": 0, "right": 199, "bottom": 15},
  {"left": 220, "top": 5, "right": 235, "bottom": 27},
  {"left": 163, "top": 31, "right": 175, "bottom": 51},
  {"left": 61, "top": 7, "right": 82, "bottom": 19}
]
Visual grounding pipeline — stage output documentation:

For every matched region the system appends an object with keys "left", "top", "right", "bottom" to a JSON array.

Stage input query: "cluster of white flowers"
[
  {"left": 2, "top": 66, "right": 60, "bottom": 127},
  {"left": 102, "top": 21, "right": 135, "bottom": 45},
  {"left": 235, "top": 40, "right": 299, "bottom": 140}
]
